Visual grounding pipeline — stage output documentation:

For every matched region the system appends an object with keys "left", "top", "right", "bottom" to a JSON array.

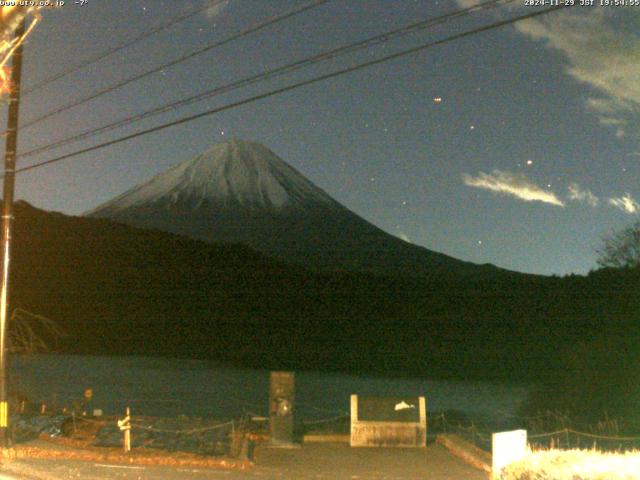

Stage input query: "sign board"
[
  {"left": 269, "top": 371, "right": 295, "bottom": 445},
  {"left": 350, "top": 395, "right": 426, "bottom": 447},
  {"left": 358, "top": 396, "right": 421, "bottom": 423},
  {"left": 492, "top": 429, "right": 527, "bottom": 479}
]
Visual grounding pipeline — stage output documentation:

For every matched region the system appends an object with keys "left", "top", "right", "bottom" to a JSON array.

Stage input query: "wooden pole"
[{"left": 0, "top": 18, "right": 25, "bottom": 447}]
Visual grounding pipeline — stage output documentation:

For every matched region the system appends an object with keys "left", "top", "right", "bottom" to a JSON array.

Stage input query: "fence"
[
  {"left": 9, "top": 391, "right": 356, "bottom": 459},
  {"left": 10, "top": 410, "right": 245, "bottom": 456},
  {"left": 433, "top": 410, "right": 640, "bottom": 453},
  {"left": 9, "top": 401, "right": 640, "bottom": 462}
]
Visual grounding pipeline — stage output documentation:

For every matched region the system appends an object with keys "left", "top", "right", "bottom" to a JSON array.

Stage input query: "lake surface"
[{"left": 9, "top": 354, "right": 529, "bottom": 424}]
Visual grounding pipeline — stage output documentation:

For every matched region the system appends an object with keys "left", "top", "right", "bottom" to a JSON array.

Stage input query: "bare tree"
[
  {"left": 596, "top": 221, "right": 640, "bottom": 269},
  {"left": 8, "top": 308, "right": 66, "bottom": 354}
]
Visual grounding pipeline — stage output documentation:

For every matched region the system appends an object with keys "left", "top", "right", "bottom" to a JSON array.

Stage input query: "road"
[{"left": 0, "top": 443, "right": 489, "bottom": 479}]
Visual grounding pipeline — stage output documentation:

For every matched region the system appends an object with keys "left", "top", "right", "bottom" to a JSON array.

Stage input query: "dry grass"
[
  {"left": 0, "top": 435, "right": 253, "bottom": 470},
  {"left": 499, "top": 448, "right": 640, "bottom": 480}
]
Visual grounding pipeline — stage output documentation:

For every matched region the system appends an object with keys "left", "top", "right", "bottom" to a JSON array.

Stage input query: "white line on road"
[
  {"left": 93, "top": 464, "right": 146, "bottom": 470},
  {"left": 177, "top": 469, "right": 230, "bottom": 475}
]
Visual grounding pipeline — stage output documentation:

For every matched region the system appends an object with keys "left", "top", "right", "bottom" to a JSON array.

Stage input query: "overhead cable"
[
  {"left": 11, "top": 5, "right": 567, "bottom": 177},
  {"left": 19, "top": 0, "right": 516, "bottom": 159},
  {"left": 22, "top": 0, "right": 229, "bottom": 96},
  {"left": 16, "top": 0, "right": 331, "bottom": 131}
]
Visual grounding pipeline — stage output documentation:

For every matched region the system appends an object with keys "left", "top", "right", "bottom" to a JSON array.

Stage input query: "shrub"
[{"left": 499, "top": 449, "right": 640, "bottom": 480}]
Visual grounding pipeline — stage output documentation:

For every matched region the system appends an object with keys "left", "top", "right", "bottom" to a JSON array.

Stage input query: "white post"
[
  {"left": 118, "top": 406, "right": 132, "bottom": 453},
  {"left": 419, "top": 397, "right": 427, "bottom": 447},
  {"left": 492, "top": 429, "right": 527, "bottom": 480},
  {"left": 124, "top": 407, "right": 131, "bottom": 452}
]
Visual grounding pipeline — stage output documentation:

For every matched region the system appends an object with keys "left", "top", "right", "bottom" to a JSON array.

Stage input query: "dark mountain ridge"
[{"left": 8, "top": 201, "right": 639, "bottom": 383}]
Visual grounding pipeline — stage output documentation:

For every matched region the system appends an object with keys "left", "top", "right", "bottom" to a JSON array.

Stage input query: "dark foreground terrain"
[{"left": 8, "top": 202, "right": 640, "bottom": 422}]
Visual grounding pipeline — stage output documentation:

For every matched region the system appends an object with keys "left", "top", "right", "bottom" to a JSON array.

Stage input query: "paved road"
[{"left": 0, "top": 443, "right": 489, "bottom": 479}]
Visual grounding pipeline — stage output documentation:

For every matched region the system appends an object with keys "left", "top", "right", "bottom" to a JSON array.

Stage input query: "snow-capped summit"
[
  {"left": 87, "top": 139, "right": 482, "bottom": 276},
  {"left": 88, "top": 139, "right": 338, "bottom": 214}
]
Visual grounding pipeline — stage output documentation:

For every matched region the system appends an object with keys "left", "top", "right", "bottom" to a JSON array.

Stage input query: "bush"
[{"left": 499, "top": 449, "right": 640, "bottom": 480}]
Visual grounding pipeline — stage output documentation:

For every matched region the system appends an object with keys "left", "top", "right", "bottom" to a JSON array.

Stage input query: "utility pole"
[{"left": 0, "top": 18, "right": 25, "bottom": 447}]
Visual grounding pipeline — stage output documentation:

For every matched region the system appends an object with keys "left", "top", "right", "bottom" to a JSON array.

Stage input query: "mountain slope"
[{"left": 86, "top": 139, "right": 495, "bottom": 277}]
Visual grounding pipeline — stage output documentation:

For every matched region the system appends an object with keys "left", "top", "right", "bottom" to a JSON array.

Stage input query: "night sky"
[{"left": 5, "top": 0, "right": 639, "bottom": 276}]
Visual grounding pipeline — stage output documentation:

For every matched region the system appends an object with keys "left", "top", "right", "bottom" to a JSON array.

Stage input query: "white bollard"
[{"left": 492, "top": 429, "right": 527, "bottom": 480}]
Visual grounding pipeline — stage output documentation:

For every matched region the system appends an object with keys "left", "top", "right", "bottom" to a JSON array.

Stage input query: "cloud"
[
  {"left": 455, "top": 3, "right": 640, "bottom": 138},
  {"left": 608, "top": 193, "right": 639, "bottom": 214},
  {"left": 462, "top": 170, "right": 564, "bottom": 207},
  {"left": 456, "top": 0, "right": 489, "bottom": 8},
  {"left": 455, "top": 0, "right": 517, "bottom": 10},
  {"left": 512, "top": 10, "right": 640, "bottom": 138},
  {"left": 398, "top": 232, "right": 412, "bottom": 243},
  {"left": 203, "top": 0, "right": 229, "bottom": 19},
  {"left": 567, "top": 183, "right": 599, "bottom": 207}
]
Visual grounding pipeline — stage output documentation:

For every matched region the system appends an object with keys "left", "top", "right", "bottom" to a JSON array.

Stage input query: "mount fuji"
[{"left": 86, "top": 139, "right": 494, "bottom": 276}]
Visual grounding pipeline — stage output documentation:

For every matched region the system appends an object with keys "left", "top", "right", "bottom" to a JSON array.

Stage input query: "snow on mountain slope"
[{"left": 88, "top": 139, "right": 339, "bottom": 214}]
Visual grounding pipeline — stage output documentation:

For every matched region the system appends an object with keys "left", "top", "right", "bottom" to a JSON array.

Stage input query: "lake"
[{"left": 9, "top": 354, "right": 529, "bottom": 425}]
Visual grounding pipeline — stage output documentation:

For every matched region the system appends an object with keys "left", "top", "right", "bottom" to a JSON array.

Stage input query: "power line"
[
  {"left": 19, "top": 0, "right": 516, "bottom": 160},
  {"left": 11, "top": 5, "right": 567, "bottom": 177},
  {"left": 16, "top": 0, "right": 330, "bottom": 132},
  {"left": 22, "top": 0, "right": 228, "bottom": 96}
]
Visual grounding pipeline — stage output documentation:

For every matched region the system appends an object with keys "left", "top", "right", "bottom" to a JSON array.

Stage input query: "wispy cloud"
[
  {"left": 455, "top": 0, "right": 517, "bottom": 10},
  {"left": 568, "top": 183, "right": 599, "bottom": 207},
  {"left": 512, "top": 10, "right": 640, "bottom": 138},
  {"left": 455, "top": 3, "right": 640, "bottom": 138},
  {"left": 608, "top": 193, "right": 639, "bottom": 214},
  {"left": 203, "top": 0, "right": 229, "bottom": 19},
  {"left": 462, "top": 170, "right": 564, "bottom": 207}
]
